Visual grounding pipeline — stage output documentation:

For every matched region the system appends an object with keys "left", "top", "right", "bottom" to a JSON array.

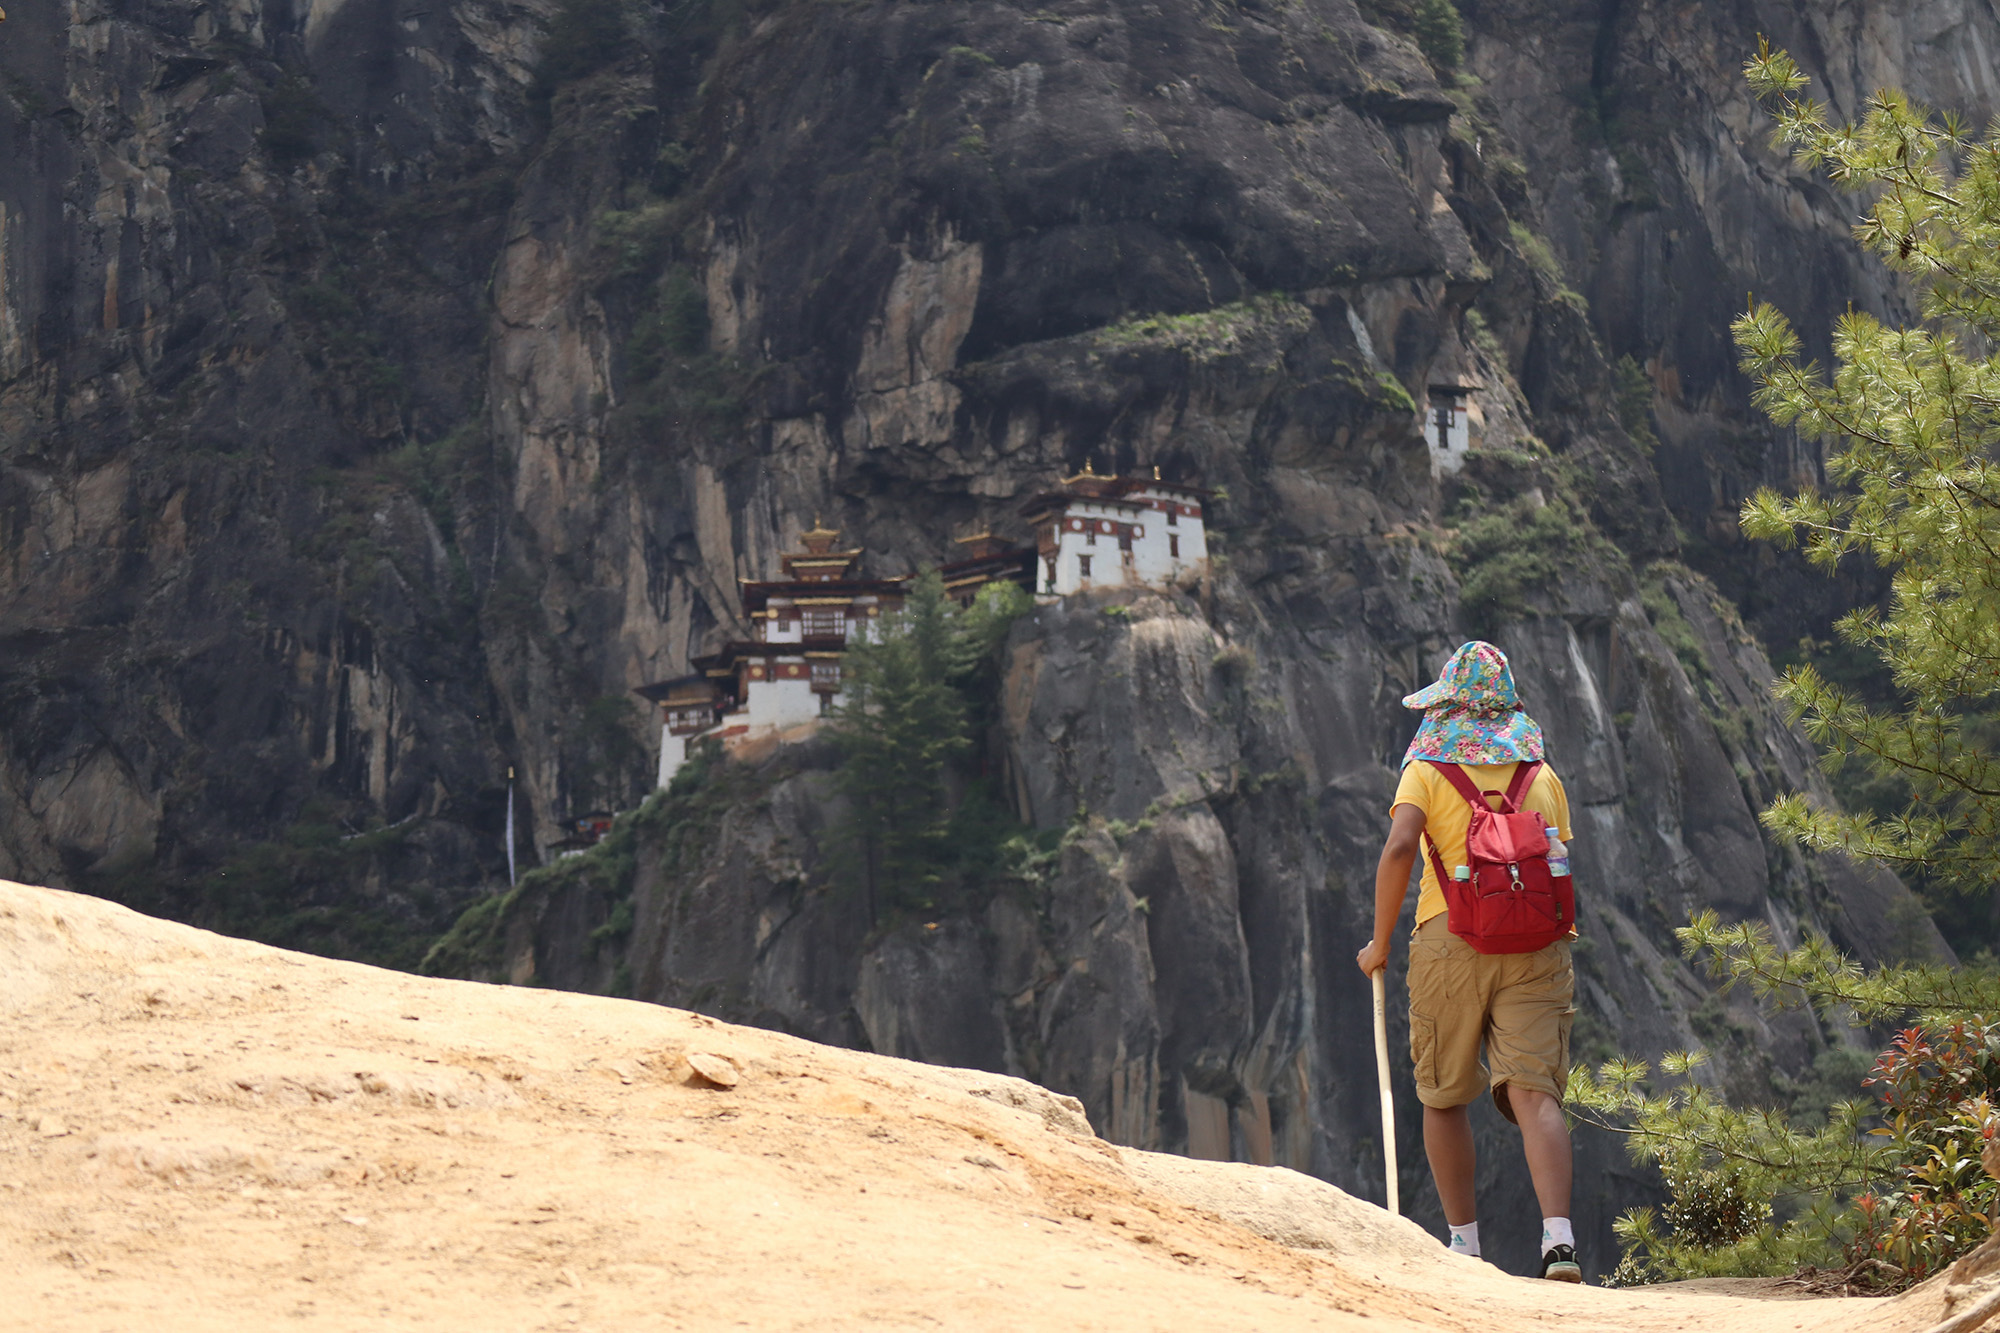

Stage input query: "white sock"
[
  {"left": 1541, "top": 1217, "right": 1574, "bottom": 1251},
  {"left": 1447, "top": 1221, "right": 1480, "bottom": 1256}
]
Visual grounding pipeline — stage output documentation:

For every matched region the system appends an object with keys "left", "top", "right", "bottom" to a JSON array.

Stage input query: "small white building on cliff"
[{"left": 1425, "top": 383, "right": 1473, "bottom": 473}]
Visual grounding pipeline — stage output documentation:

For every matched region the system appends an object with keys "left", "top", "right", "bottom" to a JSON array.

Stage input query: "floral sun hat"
[{"left": 1399, "top": 640, "right": 1546, "bottom": 768}]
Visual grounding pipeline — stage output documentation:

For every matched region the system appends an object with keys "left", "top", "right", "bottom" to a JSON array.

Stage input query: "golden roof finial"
[
  {"left": 1153, "top": 465, "right": 1161, "bottom": 481},
  {"left": 799, "top": 515, "right": 841, "bottom": 556}
]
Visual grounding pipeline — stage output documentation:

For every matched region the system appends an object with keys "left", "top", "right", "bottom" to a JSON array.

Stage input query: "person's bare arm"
[{"left": 1355, "top": 803, "right": 1426, "bottom": 976}]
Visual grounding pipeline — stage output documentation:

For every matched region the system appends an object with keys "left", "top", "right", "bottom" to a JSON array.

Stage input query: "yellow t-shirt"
[{"left": 1392, "top": 761, "right": 1573, "bottom": 926}]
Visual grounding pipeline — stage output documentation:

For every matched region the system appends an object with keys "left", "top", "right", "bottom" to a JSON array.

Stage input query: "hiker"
[{"left": 1354, "top": 640, "right": 1582, "bottom": 1283}]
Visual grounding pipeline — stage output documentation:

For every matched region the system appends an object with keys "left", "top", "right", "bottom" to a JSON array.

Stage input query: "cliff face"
[
  {"left": 1464, "top": 0, "right": 2000, "bottom": 637},
  {"left": 0, "top": 0, "right": 1983, "bottom": 1277}
]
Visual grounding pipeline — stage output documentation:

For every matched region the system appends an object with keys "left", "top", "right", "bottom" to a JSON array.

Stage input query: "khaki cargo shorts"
[{"left": 1408, "top": 913, "right": 1576, "bottom": 1122}]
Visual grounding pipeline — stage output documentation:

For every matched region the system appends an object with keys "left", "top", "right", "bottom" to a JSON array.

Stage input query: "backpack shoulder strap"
[
  {"left": 1424, "top": 760, "right": 1488, "bottom": 809},
  {"left": 1417, "top": 764, "right": 1474, "bottom": 888},
  {"left": 1504, "top": 760, "right": 1544, "bottom": 808},
  {"left": 1421, "top": 833, "right": 1452, "bottom": 895}
]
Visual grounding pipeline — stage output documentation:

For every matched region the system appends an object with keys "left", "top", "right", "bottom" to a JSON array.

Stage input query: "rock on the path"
[{"left": 687, "top": 1053, "right": 740, "bottom": 1089}]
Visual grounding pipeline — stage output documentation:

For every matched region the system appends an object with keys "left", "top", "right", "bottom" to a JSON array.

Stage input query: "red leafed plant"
[{"left": 1841, "top": 1025, "right": 2000, "bottom": 1285}]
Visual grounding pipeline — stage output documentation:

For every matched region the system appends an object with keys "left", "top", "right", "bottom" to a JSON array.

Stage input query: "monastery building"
[
  {"left": 639, "top": 523, "right": 907, "bottom": 788},
  {"left": 637, "top": 470, "right": 1208, "bottom": 788},
  {"left": 1021, "top": 465, "right": 1209, "bottom": 596}
]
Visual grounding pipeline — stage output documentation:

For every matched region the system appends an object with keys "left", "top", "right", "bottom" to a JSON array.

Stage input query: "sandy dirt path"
[{"left": 0, "top": 881, "right": 1965, "bottom": 1331}]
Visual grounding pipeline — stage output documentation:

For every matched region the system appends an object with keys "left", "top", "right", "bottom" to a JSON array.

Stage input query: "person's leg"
[
  {"left": 1486, "top": 939, "right": 1580, "bottom": 1278},
  {"left": 1423, "top": 1102, "right": 1478, "bottom": 1225},
  {"left": 1505, "top": 1086, "right": 1571, "bottom": 1218},
  {"left": 1408, "top": 917, "right": 1488, "bottom": 1243}
]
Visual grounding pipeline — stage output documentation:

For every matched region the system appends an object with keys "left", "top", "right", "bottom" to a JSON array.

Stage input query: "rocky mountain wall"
[
  {"left": 0, "top": 0, "right": 1982, "bottom": 1277},
  {"left": 1462, "top": 0, "right": 2000, "bottom": 636}
]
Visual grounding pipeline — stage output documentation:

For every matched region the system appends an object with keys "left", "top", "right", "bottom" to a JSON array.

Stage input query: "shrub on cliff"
[
  {"left": 1449, "top": 493, "right": 1610, "bottom": 634},
  {"left": 1357, "top": 0, "right": 1464, "bottom": 70},
  {"left": 1580, "top": 44, "right": 2000, "bottom": 1289},
  {"left": 419, "top": 743, "right": 748, "bottom": 989}
]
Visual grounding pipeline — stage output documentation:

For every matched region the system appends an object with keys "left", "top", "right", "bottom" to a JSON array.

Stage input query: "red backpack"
[{"left": 1420, "top": 760, "right": 1573, "bottom": 955}]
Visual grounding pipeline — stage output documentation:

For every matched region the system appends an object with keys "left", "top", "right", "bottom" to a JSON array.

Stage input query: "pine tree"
[
  {"left": 1735, "top": 39, "right": 2000, "bottom": 910},
  {"left": 1571, "top": 47, "right": 2000, "bottom": 1288},
  {"left": 827, "top": 571, "right": 1028, "bottom": 919}
]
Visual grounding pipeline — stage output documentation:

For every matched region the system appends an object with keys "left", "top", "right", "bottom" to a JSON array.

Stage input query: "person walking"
[{"left": 1354, "top": 640, "right": 1582, "bottom": 1282}]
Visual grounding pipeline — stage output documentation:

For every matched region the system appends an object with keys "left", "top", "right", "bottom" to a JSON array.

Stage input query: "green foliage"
[
  {"left": 1781, "top": 1045, "right": 1880, "bottom": 1127},
  {"left": 1613, "top": 355, "right": 1659, "bottom": 454},
  {"left": 654, "top": 143, "right": 693, "bottom": 197},
  {"left": 1092, "top": 295, "right": 1313, "bottom": 368},
  {"left": 1373, "top": 371, "right": 1418, "bottom": 415},
  {"left": 827, "top": 573, "right": 1031, "bottom": 918},
  {"left": 297, "top": 418, "right": 487, "bottom": 623},
  {"left": 1506, "top": 222, "right": 1587, "bottom": 312},
  {"left": 1634, "top": 564, "right": 1768, "bottom": 758},
  {"left": 1637, "top": 568, "right": 1709, "bottom": 684},
  {"left": 577, "top": 694, "right": 650, "bottom": 809},
  {"left": 1584, "top": 144, "right": 2000, "bottom": 1271},
  {"left": 1356, "top": 0, "right": 1463, "bottom": 70},
  {"left": 1464, "top": 307, "right": 1506, "bottom": 366},
  {"left": 284, "top": 273, "right": 410, "bottom": 419},
  {"left": 595, "top": 201, "right": 678, "bottom": 283},
  {"left": 1666, "top": 910, "right": 2000, "bottom": 1024},
  {"left": 614, "top": 266, "right": 746, "bottom": 436},
  {"left": 1734, "top": 44, "right": 2000, "bottom": 911},
  {"left": 640, "top": 269, "right": 713, "bottom": 363},
  {"left": 1852, "top": 1027, "right": 2000, "bottom": 1280},
  {"left": 421, "top": 744, "right": 751, "bottom": 989},
  {"left": 1574, "top": 912, "right": 2000, "bottom": 1287},
  {"left": 1409, "top": 0, "right": 1464, "bottom": 69},
  {"left": 1448, "top": 495, "right": 1606, "bottom": 632},
  {"left": 378, "top": 423, "right": 484, "bottom": 555},
  {"left": 417, "top": 885, "right": 522, "bottom": 981}
]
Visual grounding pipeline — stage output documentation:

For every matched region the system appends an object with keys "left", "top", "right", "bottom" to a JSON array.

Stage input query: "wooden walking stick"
[{"left": 1372, "top": 968, "right": 1400, "bottom": 1215}]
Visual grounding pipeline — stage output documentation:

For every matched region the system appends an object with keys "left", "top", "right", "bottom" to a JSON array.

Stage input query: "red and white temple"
[
  {"left": 1020, "top": 465, "right": 1208, "bottom": 596},
  {"left": 637, "top": 523, "right": 909, "bottom": 789}
]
